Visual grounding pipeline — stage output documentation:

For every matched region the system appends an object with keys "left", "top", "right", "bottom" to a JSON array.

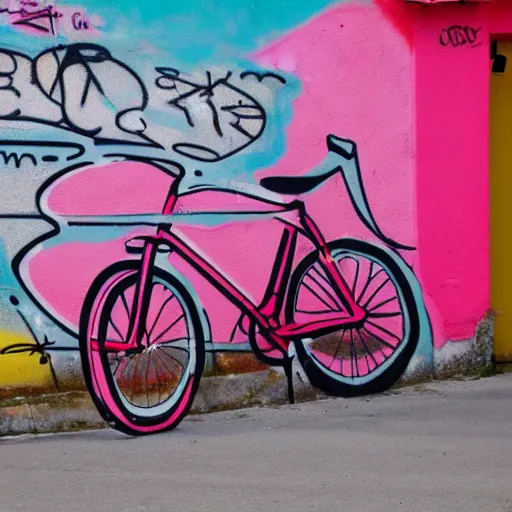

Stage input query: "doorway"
[{"left": 491, "top": 40, "right": 512, "bottom": 362}]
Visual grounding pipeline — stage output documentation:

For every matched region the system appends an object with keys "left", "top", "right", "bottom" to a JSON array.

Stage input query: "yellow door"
[{"left": 491, "top": 41, "right": 512, "bottom": 362}]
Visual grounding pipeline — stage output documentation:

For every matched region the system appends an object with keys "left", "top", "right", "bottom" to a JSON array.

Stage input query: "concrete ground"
[{"left": 1, "top": 373, "right": 512, "bottom": 512}]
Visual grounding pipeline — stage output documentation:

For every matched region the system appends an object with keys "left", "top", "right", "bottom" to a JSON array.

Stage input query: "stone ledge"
[
  {"left": 0, "top": 323, "right": 498, "bottom": 437},
  {"left": 0, "top": 368, "right": 324, "bottom": 436}
]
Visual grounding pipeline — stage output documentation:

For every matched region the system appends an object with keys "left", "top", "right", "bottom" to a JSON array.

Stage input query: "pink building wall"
[
  {"left": 375, "top": 0, "right": 506, "bottom": 353},
  {"left": 0, "top": 0, "right": 501, "bottom": 433}
]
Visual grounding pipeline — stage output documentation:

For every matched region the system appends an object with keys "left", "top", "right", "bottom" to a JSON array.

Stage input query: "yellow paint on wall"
[
  {"left": 0, "top": 331, "right": 52, "bottom": 388},
  {"left": 490, "top": 41, "right": 512, "bottom": 361}
]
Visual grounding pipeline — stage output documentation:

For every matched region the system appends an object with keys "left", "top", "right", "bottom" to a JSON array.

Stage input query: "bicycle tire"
[
  {"left": 286, "top": 238, "right": 424, "bottom": 397},
  {"left": 80, "top": 261, "right": 205, "bottom": 436}
]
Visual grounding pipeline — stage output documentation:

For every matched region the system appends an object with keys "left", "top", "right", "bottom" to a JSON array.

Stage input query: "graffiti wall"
[{"left": 0, "top": 0, "right": 493, "bottom": 434}]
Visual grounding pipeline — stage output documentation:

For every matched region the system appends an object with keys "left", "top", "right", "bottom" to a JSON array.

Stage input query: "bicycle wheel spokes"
[
  {"left": 100, "top": 276, "right": 192, "bottom": 410},
  {"left": 109, "top": 345, "right": 188, "bottom": 408},
  {"left": 307, "top": 330, "right": 351, "bottom": 373},
  {"left": 306, "top": 329, "right": 369, "bottom": 378},
  {"left": 293, "top": 263, "right": 346, "bottom": 323},
  {"left": 145, "top": 283, "right": 176, "bottom": 340},
  {"left": 335, "top": 255, "right": 360, "bottom": 297},
  {"left": 104, "top": 283, "right": 135, "bottom": 343},
  {"left": 357, "top": 262, "right": 394, "bottom": 310},
  {"left": 298, "top": 249, "right": 405, "bottom": 379}
]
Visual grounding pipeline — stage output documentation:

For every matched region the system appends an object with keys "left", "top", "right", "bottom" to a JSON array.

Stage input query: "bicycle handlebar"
[{"left": 327, "top": 135, "right": 415, "bottom": 251}]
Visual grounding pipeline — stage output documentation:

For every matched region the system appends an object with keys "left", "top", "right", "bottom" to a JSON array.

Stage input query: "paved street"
[{"left": 1, "top": 373, "right": 512, "bottom": 512}]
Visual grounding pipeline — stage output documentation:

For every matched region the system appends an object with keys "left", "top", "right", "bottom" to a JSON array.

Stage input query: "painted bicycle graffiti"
[
  {"left": 0, "top": 42, "right": 431, "bottom": 435},
  {"left": 9, "top": 134, "right": 430, "bottom": 436}
]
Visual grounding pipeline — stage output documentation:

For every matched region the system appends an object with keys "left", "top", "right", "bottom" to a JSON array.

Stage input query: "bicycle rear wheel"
[
  {"left": 80, "top": 261, "right": 205, "bottom": 436},
  {"left": 286, "top": 239, "right": 422, "bottom": 397}
]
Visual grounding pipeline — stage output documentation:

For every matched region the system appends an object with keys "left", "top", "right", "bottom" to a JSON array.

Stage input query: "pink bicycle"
[{"left": 78, "top": 134, "right": 428, "bottom": 435}]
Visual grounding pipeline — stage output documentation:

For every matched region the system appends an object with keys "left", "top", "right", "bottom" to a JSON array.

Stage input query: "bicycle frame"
[{"left": 100, "top": 177, "right": 367, "bottom": 355}]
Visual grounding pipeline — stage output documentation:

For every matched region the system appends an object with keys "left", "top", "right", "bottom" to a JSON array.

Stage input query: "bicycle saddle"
[
  {"left": 260, "top": 167, "right": 339, "bottom": 195},
  {"left": 260, "top": 134, "right": 356, "bottom": 195}
]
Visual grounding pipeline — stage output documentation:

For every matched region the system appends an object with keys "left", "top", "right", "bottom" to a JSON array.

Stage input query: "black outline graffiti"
[
  {"left": 0, "top": 150, "right": 36, "bottom": 168},
  {"left": 0, "top": 213, "right": 42, "bottom": 219},
  {"left": 0, "top": 44, "right": 274, "bottom": 159},
  {"left": 240, "top": 71, "right": 287, "bottom": 84},
  {"left": 0, "top": 296, "right": 76, "bottom": 392},
  {"left": 32, "top": 44, "right": 153, "bottom": 143},
  {"left": 0, "top": 50, "right": 21, "bottom": 119},
  {"left": 0, "top": 139, "right": 86, "bottom": 170},
  {"left": 440, "top": 25, "right": 482, "bottom": 48},
  {"left": 0, "top": 141, "right": 85, "bottom": 161},
  {"left": 261, "top": 138, "right": 414, "bottom": 251},
  {"left": 0, "top": 45, "right": 157, "bottom": 147},
  {"left": 155, "top": 67, "right": 267, "bottom": 162},
  {"left": 10, "top": 161, "right": 95, "bottom": 340}
]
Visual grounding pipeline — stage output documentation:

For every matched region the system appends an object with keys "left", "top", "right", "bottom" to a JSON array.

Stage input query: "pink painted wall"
[
  {"left": 1, "top": 0, "right": 504, "bottom": 417},
  {"left": 414, "top": 4, "right": 491, "bottom": 345},
  {"left": 374, "top": 0, "right": 512, "bottom": 348},
  {"left": 256, "top": 3, "right": 415, "bottom": 251}
]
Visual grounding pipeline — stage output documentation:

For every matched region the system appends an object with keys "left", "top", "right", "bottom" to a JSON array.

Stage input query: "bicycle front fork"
[{"left": 124, "top": 242, "right": 158, "bottom": 350}]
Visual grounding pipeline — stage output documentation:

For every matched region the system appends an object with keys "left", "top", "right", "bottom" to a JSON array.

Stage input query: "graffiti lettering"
[
  {"left": 0, "top": 1, "right": 60, "bottom": 35},
  {"left": 0, "top": 150, "right": 36, "bottom": 168},
  {"left": 440, "top": 25, "right": 482, "bottom": 47},
  {"left": 240, "top": 71, "right": 287, "bottom": 84},
  {"left": 0, "top": 1, "right": 99, "bottom": 35},
  {"left": 71, "top": 12, "right": 89, "bottom": 31}
]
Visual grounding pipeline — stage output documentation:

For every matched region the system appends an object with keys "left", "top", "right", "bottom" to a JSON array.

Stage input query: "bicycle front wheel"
[
  {"left": 286, "top": 239, "right": 423, "bottom": 397},
  {"left": 80, "top": 261, "right": 205, "bottom": 436}
]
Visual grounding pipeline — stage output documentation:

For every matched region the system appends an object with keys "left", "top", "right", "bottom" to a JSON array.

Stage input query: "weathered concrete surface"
[
  {"left": 0, "top": 392, "right": 106, "bottom": 436},
  {"left": 1, "top": 373, "right": 512, "bottom": 512},
  {"left": 0, "top": 315, "right": 496, "bottom": 437},
  {"left": 0, "top": 369, "right": 298, "bottom": 436},
  {"left": 434, "top": 312, "right": 495, "bottom": 379},
  {"left": 0, "top": 366, "right": 328, "bottom": 436}
]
